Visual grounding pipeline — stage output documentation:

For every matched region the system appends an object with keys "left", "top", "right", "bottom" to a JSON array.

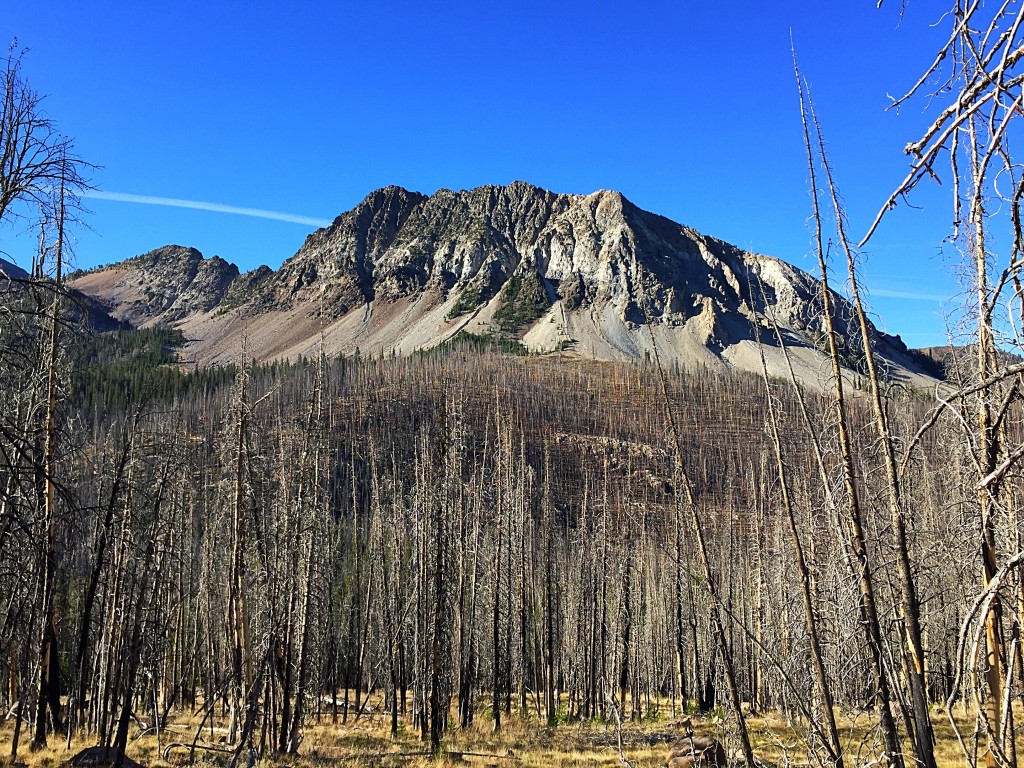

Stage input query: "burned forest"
[
  {"left": 0, "top": 311, "right": 1005, "bottom": 766},
  {"left": 7, "top": 3, "right": 1024, "bottom": 767}
]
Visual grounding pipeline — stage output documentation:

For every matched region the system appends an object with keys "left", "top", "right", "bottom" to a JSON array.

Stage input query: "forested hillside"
[{"left": 0, "top": 300, "right": 980, "bottom": 764}]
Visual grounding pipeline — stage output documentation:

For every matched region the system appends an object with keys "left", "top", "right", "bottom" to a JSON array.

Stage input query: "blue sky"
[{"left": 3, "top": 1, "right": 966, "bottom": 347}]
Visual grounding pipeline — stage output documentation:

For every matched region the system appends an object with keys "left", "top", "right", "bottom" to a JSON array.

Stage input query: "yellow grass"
[{"left": 0, "top": 694, "right": 1004, "bottom": 768}]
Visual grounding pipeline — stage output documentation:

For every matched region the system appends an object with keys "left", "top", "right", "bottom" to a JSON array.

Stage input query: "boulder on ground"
[
  {"left": 666, "top": 734, "right": 727, "bottom": 768},
  {"left": 68, "top": 746, "right": 143, "bottom": 768}
]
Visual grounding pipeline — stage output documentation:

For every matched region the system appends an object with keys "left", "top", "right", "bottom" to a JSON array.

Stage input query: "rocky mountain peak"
[
  {"left": 70, "top": 244, "right": 240, "bottom": 327},
  {"left": 68, "top": 183, "right": 935, "bottom": 387}
]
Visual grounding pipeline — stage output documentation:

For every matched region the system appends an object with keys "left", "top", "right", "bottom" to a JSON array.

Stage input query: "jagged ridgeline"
[{"left": 68, "top": 182, "right": 935, "bottom": 388}]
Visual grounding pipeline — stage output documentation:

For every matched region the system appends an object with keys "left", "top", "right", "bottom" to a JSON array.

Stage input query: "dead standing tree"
[
  {"left": 752, "top": 305, "right": 844, "bottom": 768},
  {"left": 792, "top": 63, "right": 906, "bottom": 768},
  {"left": 0, "top": 43, "right": 87, "bottom": 755},
  {"left": 865, "top": 4, "right": 1024, "bottom": 766},
  {"left": 1, "top": 44, "right": 87, "bottom": 230},
  {"left": 649, "top": 339, "right": 757, "bottom": 768},
  {"left": 799, "top": 62, "right": 940, "bottom": 768},
  {"left": 29, "top": 166, "right": 67, "bottom": 751}
]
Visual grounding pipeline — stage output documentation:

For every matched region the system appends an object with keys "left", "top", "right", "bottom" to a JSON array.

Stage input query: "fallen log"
[{"left": 162, "top": 742, "right": 235, "bottom": 761}]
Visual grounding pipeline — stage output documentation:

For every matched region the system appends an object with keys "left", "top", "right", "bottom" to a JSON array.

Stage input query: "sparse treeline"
[{"left": 0, "top": 318, "right": 1001, "bottom": 765}]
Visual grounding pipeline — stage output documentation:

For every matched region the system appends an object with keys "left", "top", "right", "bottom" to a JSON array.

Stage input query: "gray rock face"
[
  {"left": 257, "top": 182, "right": 567, "bottom": 313},
  {"left": 122, "top": 245, "right": 239, "bottom": 322},
  {"left": 252, "top": 183, "right": 802, "bottom": 331},
  {"left": 249, "top": 182, "right": 894, "bottom": 350}
]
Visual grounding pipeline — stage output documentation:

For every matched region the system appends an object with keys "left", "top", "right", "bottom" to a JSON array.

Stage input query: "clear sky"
[{"left": 3, "top": 1, "right": 966, "bottom": 347}]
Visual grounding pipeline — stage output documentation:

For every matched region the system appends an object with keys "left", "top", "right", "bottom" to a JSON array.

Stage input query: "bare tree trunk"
[
  {"left": 650, "top": 343, "right": 756, "bottom": 768},
  {"left": 111, "top": 489, "right": 165, "bottom": 766},
  {"left": 287, "top": 356, "right": 325, "bottom": 752},
  {"left": 754, "top": 314, "right": 844, "bottom": 768},
  {"left": 226, "top": 361, "right": 253, "bottom": 745},
  {"left": 30, "top": 171, "right": 66, "bottom": 750},
  {"left": 968, "top": 113, "right": 1006, "bottom": 768},
  {"left": 542, "top": 445, "right": 557, "bottom": 727},
  {"left": 794, "top": 66, "right": 904, "bottom": 768},
  {"left": 809, "top": 90, "right": 937, "bottom": 768}
]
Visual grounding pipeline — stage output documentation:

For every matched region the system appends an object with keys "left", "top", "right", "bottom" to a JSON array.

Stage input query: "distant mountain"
[
  {"left": 915, "top": 344, "right": 1024, "bottom": 381},
  {"left": 68, "top": 182, "right": 935, "bottom": 386},
  {"left": 0, "top": 256, "right": 29, "bottom": 280},
  {"left": 1, "top": 254, "right": 124, "bottom": 332}
]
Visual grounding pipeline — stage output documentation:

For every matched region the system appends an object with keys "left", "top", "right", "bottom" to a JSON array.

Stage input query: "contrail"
[
  {"left": 82, "top": 190, "right": 333, "bottom": 228},
  {"left": 871, "top": 288, "right": 948, "bottom": 302}
]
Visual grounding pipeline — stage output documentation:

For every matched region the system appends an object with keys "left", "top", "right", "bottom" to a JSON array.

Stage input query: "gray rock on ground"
[{"left": 68, "top": 746, "right": 144, "bottom": 768}]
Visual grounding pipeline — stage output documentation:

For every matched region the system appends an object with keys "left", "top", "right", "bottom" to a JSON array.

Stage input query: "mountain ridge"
[{"left": 68, "top": 182, "right": 933, "bottom": 387}]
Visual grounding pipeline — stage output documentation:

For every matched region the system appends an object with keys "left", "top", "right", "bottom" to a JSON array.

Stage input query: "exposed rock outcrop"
[
  {"left": 666, "top": 735, "right": 728, "bottom": 768},
  {"left": 68, "top": 746, "right": 144, "bottom": 768},
  {"left": 70, "top": 245, "right": 239, "bottom": 327}
]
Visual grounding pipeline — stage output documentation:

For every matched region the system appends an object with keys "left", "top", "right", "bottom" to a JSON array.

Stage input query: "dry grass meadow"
[{"left": 0, "top": 693, "right": 993, "bottom": 768}]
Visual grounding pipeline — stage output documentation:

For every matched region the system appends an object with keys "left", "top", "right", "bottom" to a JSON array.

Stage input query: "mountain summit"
[{"left": 70, "top": 182, "right": 930, "bottom": 384}]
